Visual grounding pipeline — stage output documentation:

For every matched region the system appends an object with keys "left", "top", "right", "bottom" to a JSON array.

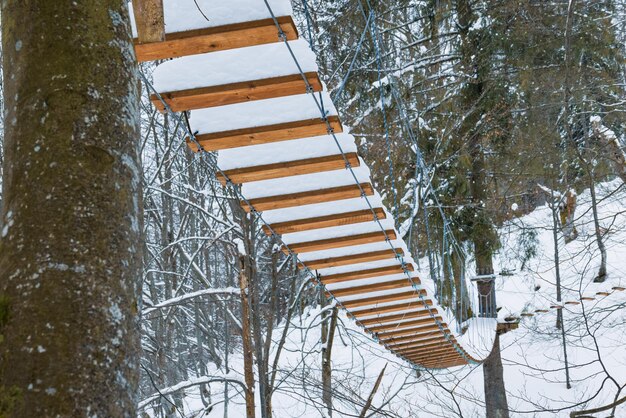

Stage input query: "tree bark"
[
  {"left": 455, "top": 0, "right": 509, "bottom": 416},
  {"left": 0, "top": 1, "right": 142, "bottom": 416},
  {"left": 483, "top": 334, "right": 509, "bottom": 418},
  {"left": 238, "top": 255, "right": 256, "bottom": 418},
  {"left": 321, "top": 301, "right": 338, "bottom": 417}
]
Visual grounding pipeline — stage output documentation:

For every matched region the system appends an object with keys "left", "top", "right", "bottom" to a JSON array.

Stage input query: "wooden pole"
[{"left": 132, "top": 0, "right": 165, "bottom": 43}]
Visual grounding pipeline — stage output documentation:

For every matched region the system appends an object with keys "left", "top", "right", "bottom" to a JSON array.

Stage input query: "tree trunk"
[
  {"left": 238, "top": 255, "right": 256, "bottom": 418},
  {"left": 322, "top": 303, "right": 338, "bottom": 417},
  {"left": 0, "top": 1, "right": 142, "bottom": 416},
  {"left": 483, "top": 334, "right": 510, "bottom": 418},
  {"left": 455, "top": 0, "right": 509, "bottom": 415}
]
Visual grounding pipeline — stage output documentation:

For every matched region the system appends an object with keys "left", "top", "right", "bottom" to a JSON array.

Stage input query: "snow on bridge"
[{"left": 130, "top": 0, "right": 496, "bottom": 368}]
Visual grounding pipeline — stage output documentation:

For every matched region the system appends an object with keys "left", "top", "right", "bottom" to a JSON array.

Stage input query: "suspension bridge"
[{"left": 130, "top": 0, "right": 501, "bottom": 369}]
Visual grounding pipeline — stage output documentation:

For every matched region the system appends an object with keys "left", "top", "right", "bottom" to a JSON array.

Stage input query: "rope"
[{"left": 262, "top": 0, "right": 477, "bottom": 365}]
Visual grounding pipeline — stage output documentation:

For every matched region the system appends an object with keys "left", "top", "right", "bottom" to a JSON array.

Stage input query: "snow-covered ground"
[{"left": 142, "top": 179, "right": 626, "bottom": 417}]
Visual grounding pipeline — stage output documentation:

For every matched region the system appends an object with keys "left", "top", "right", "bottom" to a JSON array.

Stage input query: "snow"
[
  {"left": 218, "top": 133, "right": 357, "bottom": 170},
  {"left": 189, "top": 92, "right": 337, "bottom": 134},
  {"left": 242, "top": 163, "right": 370, "bottom": 199},
  {"left": 129, "top": 0, "right": 293, "bottom": 36},
  {"left": 146, "top": 176, "right": 626, "bottom": 416},
  {"left": 143, "top": 287, "right": 240, "bottom": 315},
  {"left": 153, "top": 40, "right": 318, "bottom": 93}
]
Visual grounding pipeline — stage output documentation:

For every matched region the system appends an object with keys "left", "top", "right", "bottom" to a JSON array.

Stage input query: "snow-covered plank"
[
  {"left": 151, "top": 41, "right": 320, "bottom": 110},
  {"left": 321, "top": 263, "right": 414, "bottom": 285},
  {"left": 261, "top": 193, "right": 385, "bottom": 224},
  {"left": 242, "top": 164, "right": 371, "bottom": 199},
  {"left": 264, "top": 208, "right": 386, "bottom": 235},
  {"left": 389, "top": 336, "right": 449, "bottom": 351},
  {"left": 376, "top": 322, "right": 441, "bottom": 338},
  {"left": 130, "top": 0, "right": 294, "bottom": 36},
  {"left": 218, "top": 153, "right": 358, "bottom": 185},
  {"left": 189, "top": 92, "right": 337, "bottom": 135},
  {"left": 153, "top": 40, "right": 316, "bottom": 92},
  {"left": 396, "top": 339, "right": 447, "bottom": 353},
  {"left": 217, "top": 134, "right": 357, "bottom": 171},
  {"left": 131, "top": 0, "right": 298, "bottom": 61},
  {"left": 284, "top": 230, "right": 396, "bottom": 254},
  {"left": 329, "top": 278, "right": 422, "bottom": 298},
  {"left": 154, "top": 72, "right": 322, "bottom": 111},
  {"left": 281, "top": 219, "right": 395, "bottom": 246},
  {"left": 317, "top": 258, "right": 409, "bottom": 277},
  {"left": 340, "top": 289, "right": 427, "bottom": 310},
  {"left": 241, "top": 182, "right": 373, "bottom": 212},
  {"left": 188, "top": 115, "right": 342, "bottom": 151},
  {"left": 297, "top": 240, "right": 410, "bottom": 266},
  {"left": 336, "top": 285, "right": 424, "bottom": 303},
  {"left": 367, "top": 316, "right": 439, "bottom": 333},
  {"left": 299, "top": 248, "right": 404, "bottom": 270},
  {"left": 359, "top": 309, "right": 434, "bottom": 327},
  {"left": 135, "top": 17, "right": 298, "bottom": 61},
  {"left": 352, "top": 299, "right": 434, "bottom": 318}
]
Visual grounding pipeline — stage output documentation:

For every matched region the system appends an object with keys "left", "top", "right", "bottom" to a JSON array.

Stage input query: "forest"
[{"left": 0, "top": 0, "right": 625, "bottom": 417}]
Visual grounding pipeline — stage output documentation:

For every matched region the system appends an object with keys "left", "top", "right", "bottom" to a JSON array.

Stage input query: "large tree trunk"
[{"left": 0, "top": 1, "right": 142, "bottom": 416}]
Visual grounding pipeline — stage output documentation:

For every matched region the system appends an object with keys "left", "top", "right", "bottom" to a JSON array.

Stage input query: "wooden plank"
[
  {"left": 375, "top": 323, "right": 441, "bottom": 339},
  {"left": 132, "top": 0, "right": 165, "bottom": 44},
  {"left": 387, "top": 335, "right": 448, "bottom": 350},
  {"left": 380, "top": 329, "right": 447, "bottom": 345},
  {"left": 329, "top": 278, "right": 421, "bottom": 299},
  {"left": 284, "top": 229, "right": 396, "bottom": 254},
  {"left": 301, "top": 248, "right": 403, "bottom": 270},
  {"left": 219, "top": 152, "right": 359, "bottom": 186},
  {"left": 322, "top": 264, "right": 414, "bottom": 285},
  {"left": 414, "top": 355, "right": 464, "bottom": 366},
  {"left": 367, "top": 316, "right": 439, "bottom": 333},
  {"left": 420, "top": 360, "right": 467, "bottom": 369},
  {"left": 351, "top": 298, "right": 431, "bottom": 318},
  {"left": 340, "top": 289, "right": 426, "bottom": 310},
  {"left": 187, "top": 116, "right": 343, "bottom": 152},
  {"left": 262, "top": 208, "right": 386, "bottom": 235},
  {"left": 392, "top": 339, "right": 448, "bottom": 354},
  {"left": 405, "top": 347, "right": 458, "bottom": 360},
  {"left": 401, "top": 341, "right": 459, "bottom": 355},
  {"left": 359, "top": 309, "right": 432, "bottom": 327},
  {"left": 411, "top": 351, "right": 462, "bottom": 360},
  {"left": 135, "top": 16, "right": 298, "bottom": 61},
  {"left": 241, "top": 183, "right": 373, "bottom": 212},
  {"left": 152, "top": 72, "right": 323, "bottom": 112}
]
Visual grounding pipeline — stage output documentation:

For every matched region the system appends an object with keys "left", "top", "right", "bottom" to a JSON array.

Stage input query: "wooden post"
[{"left": 132, "top": 0, "right": 165, "bottom": 43}]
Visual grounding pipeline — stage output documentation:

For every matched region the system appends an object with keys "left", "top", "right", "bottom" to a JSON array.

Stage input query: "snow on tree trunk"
[{"left": 0, "top": 1, "right": 142, "bottom": 416}]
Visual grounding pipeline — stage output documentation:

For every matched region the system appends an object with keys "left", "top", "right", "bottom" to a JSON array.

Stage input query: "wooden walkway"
[{"left": 131, "top": 0, "right": 484, "bottom": 368}]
